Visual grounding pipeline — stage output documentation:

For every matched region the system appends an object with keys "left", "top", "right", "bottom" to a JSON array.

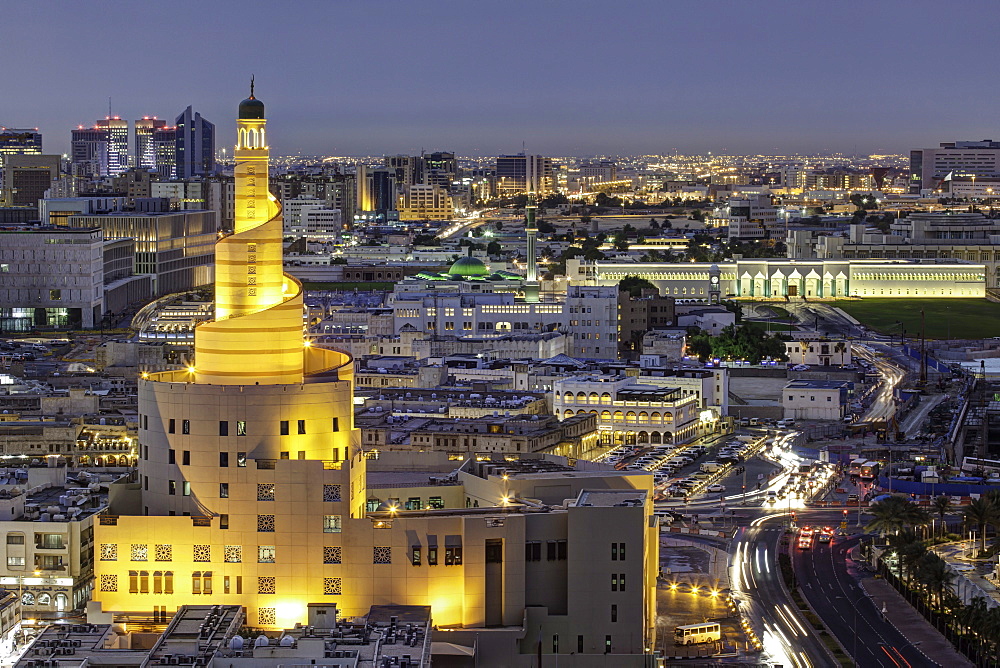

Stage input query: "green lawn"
[
  {"left": 302, "top": 282, "right": 394, "bottom": 291},
  {"left": 833, "top": 299, "right": 1000, "bottom": 339},
  {"left": 745, "top": 321, "right": 797, "bottom": 333}
]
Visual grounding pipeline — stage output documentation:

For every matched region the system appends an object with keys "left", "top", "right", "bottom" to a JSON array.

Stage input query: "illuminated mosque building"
[{"left": 90, "top": 87, "right": 658, "bottom": 664}]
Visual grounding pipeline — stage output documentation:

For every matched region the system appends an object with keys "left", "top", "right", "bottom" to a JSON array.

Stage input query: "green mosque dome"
[{"left": 448, "top": 256, "right": 490, "bottom": 277}]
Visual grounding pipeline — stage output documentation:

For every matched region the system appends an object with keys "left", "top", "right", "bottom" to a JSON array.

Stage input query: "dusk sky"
[{"left": 6, "top": 0, "right": 998, "bottom": 157}]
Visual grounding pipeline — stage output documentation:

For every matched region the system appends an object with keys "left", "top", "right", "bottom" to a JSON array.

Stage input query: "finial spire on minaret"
[{"left": 250, "top": 74, "right": 255, "bottom": 99}]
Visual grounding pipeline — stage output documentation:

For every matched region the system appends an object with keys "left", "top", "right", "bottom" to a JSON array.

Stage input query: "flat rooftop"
[{"left": 577, "top": 489, "right": 648, "bottom": 507}]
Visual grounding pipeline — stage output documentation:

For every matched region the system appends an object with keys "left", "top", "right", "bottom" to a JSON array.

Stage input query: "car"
[
  {"left": 847, "top": 493, "right": 860, "bottom": 503},
  {"left": 707, "top": 484, "right": 726, "bottom": 493},
  {"left": 765, "top": 491, "right": 778, "bottom": 503}
]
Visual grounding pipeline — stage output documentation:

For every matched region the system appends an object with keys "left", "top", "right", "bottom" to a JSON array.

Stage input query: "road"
[
  {"left": 791, "top": 520, "right": 933, "bottom": 667},
  {"left": 731, "top": 516, "right": 829, "bottom": 667}
]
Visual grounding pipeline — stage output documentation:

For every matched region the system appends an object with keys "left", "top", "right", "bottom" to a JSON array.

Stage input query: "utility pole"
[{"left": 920, "top": 308, "right": 927, "bottom": 384}]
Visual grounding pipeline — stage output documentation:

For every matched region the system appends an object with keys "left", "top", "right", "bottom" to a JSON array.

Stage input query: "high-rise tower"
[{"left": 135, "top": 117, "right": 167, "bottom": 169}]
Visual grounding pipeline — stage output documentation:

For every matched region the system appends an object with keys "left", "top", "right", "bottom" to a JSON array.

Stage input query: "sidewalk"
[{"left": 860, "top": 577, "right": 973, "bottom": 667}]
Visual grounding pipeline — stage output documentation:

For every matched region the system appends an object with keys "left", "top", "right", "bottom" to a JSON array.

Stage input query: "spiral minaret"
[{"left": 192, "top": 83, "right": 307, "bottom": 385}]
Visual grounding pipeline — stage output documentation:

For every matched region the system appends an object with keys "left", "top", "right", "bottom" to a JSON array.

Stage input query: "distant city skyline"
[{"left": 5, "top": 0, "right": 998, "bottom": 157}]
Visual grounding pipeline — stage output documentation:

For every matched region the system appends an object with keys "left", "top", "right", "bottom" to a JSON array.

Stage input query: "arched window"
[
  {"left": 613, "top": 411, "right": 624, "bottom": 421},
  {"left": 650, "top": 412, "right": 661, "bottom": 424},
  {"left": 563, "top": 392, "right": 574, "bottom": 403},
  {"left": 663, "top": 412, "right": 674, "bottom": 423},
  {"left": 129, "top": 570, "right": 139, "bottom": 594},
  {"left": 625, "top": 411, "right": 637, "bottom": 423},
  {"left": 153, "top": 571, "right": 163, "bottom": 595},
  {"left": 576, "top": 392, "right": 587, "bottom": 402},
  {"left": 600, "top": 393, "right": 612, "bottom": 405},
  {"left": 601, "top": 411, "right": 611, "bottom": 421},
  {"left": 638, "top": 412, "right": 649, "bottom": 423},
  {"left": 589, "top": 392, "right": 599, "bottom": 403},
  {"left": 164, "top": 571, "right": 174, "bottom": 595},
  {"left": 21, "top": 592, "right": 34, "bottom": 606},
  {"left": 563, "top": 410, "right": 575, "bottom": 419},
  {"left": 54, "top": 593, "right": 68, "bottom": 611},
  {"left": 37, "top": 593, "right": 51, "bottom": 606}
]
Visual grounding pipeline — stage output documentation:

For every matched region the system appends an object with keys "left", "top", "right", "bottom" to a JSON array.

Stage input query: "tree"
[
  {"left": 536, "top": 219, "right": 555, "bottom": 233},
  {"left": 915, "top": 552, "right": 954, "bottom": 609},
  {"left": 963, "top": 496, "right": 999, "bottom": 554},
  {"left": 689, "top": 209, "right": 705, "bottom": 222},
  {"left": 866, "top": 495, "right": 928, "bottom": 536},
  {"left": 494, "top": 221, "right": 503, "bottom": 231},
  {"left": 613, "top": 235, "right": 629, "bottom": 252},
  {"left": 486, "top": 241, "right": 502, "bottom": 256},
  {"left": 932, "top": 495, "right": 952, "bottom": 536},
  {"left": 619, "top": 275, "right": 657, "bottom": 298}
]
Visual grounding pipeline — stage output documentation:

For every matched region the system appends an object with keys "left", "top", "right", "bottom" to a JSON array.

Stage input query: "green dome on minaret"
[
  {"left": 239, "top": 76, "right": 265, "bottom": 119},
  {"left": 448, "top": 256, "right": 490, "bottom": 277}
]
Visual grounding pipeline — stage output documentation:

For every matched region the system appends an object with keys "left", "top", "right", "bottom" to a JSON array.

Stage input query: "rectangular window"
[
  {"left": 618, "top": 542, "right": 625, "bottom": 560},
  {"left": 168, "top": 419, "right": 175, "bottom": 434},
  {"left": 49, "top": 289, "right": 61, "bottom": 301},
  {"left": 7, "top": 557, "right": 24, "bottom": 568},
  {"left": 219, "top": 483, "right": 228, "bottom": 498},
  {"left": 280, "top": 420, "right": 289, "bottom": 436},
  {"left": 444, "top": 546, "right": 463, "bottom": 565},
  {"left": 605, "top": 636, "right": 612, "bottom": 654},
  {"left": 168, "top": 480, "right": 176, "bottom": 495},
  {"left": 237, "top": 421, "right": 247, "bottom": 436},
  {"left": 558, "top": 540, "right": 567, "bottom": 560},
  {"left": 611, "top": 574, "right": 618, "bottom": 592},
  {"left": 486, "top": 539, "right": 503, "bottom": 563},
  {"left": 219, "top": 421, "right": 229, "bottom": 436},
  {"left": 219, "top": 452, "right": 228, "bottom": 467},
  {"left": 578, "top": 636, "right": 584, "bottom": 654},
  {"left": 182, "top": 450, "right": 190, "bottom": 466},
  {"left": 220, "top": 514, "right": 229, "bottom": 530},
  {"left": 182, "top": 482, "right": 191, "bottom": 496},
  {"left": 547, "top": 541, "right": 557, "bottom": 561},
  {"left": 427, "top": 547, "right": 438, "bottom": 566},
  {"left": 237, "top": 452, "right": 246, "bottom": 467},
  {"left": 168, "top": 449, "right": 175, "bottom": 464},
  {"left": 552, "top": 635, "right": 559, "bottom": 654},
  {"left": 332, "top": 417, "right": 339, "bottom": 432},
  {"left": 611, "top": 604, "right": 618, "bottom": 623},
  {"left": 258, "top": 546, "right": 275, "bottom": 563},
  {"left": 323, "top": 515, "right": 342, "bottom": 533},
  {"left": 619, "top": 573, "right": 625, "bottom": 591},
  {"left": 182, "top": 420, "right": 190, "bottom": 434},
  {"left": 405, "top": 497, "right": 421, "bottom": 510},
  {"left": 7, "top": 534, "right": 24, "bottom": 545},
  {"left": 525, "top": 541, "right": 541, "bottom": 561},
  {"left": 297, "top": 419, "right": 306, "bottom": 434},
  {"left": 280, "top": 451, "right": 289, "bottom": 459},
  {"left": 411, "top": 547, "right": 421, "bottom": 566}
]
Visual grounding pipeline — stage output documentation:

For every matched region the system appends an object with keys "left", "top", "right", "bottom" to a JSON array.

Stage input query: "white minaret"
[{"left": 524, "top": 193, "right": 539, "bottom": 302}]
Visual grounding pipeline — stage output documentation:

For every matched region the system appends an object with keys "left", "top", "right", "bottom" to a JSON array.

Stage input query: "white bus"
[{"left": 674, "top": 622, "right": 721, "bottom": 645}]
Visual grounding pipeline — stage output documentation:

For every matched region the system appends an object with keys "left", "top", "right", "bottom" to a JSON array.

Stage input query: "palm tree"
[
  {"left": 797, "top": 340, "right": 810, "bottom": 365},
  {"left": 963, "top": 496, "right": 999, "bottom": 554},
  {"left": 885, "top": 529, "right": 922, "bottom": 583},
  {"left": 932, "top": 495, "right": 952, "bottom": 537},
  {"left": 833, "top": 340, "right": 847, "bottom": 366},
  {"left": 915, "top": 552, "right": 953, "bottom": 609},
  {"left": 866, "top": 495, "right": 929, "bottom": 536}
]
